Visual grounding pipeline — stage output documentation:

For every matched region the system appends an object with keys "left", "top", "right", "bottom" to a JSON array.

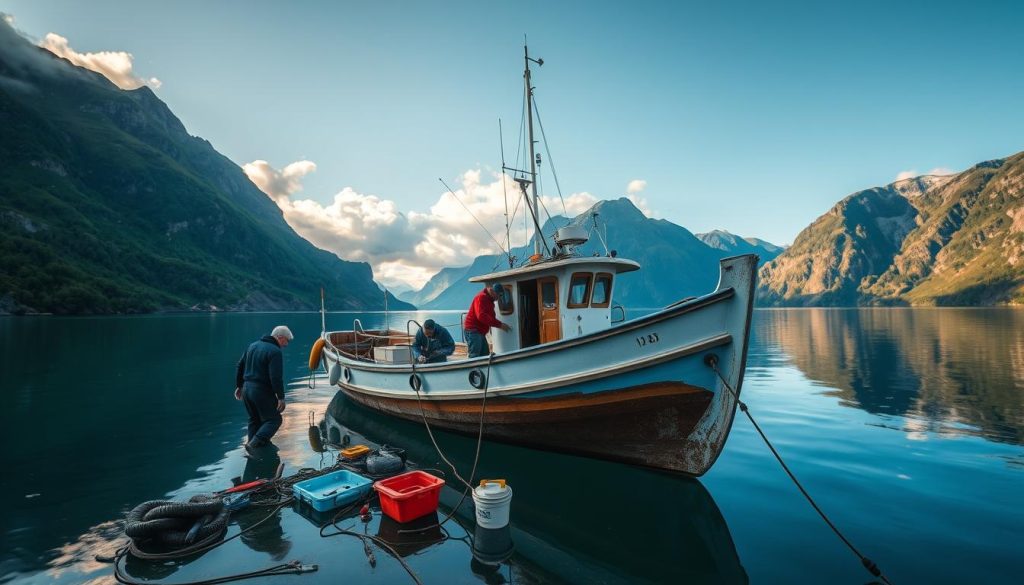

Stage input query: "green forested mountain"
[
  {"left": 759, "top": 153, "right": 1024, "bottom": 306},
  {"left": 0, "top": 22, "right": 409, "bottom": 314}
]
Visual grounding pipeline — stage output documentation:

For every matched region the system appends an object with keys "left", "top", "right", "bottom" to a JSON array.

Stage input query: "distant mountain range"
[
  {"left": 696, "top": 230, "right": 785, "bottom": 265},
  {"left": 407, "top": 150, "right": 1023, "bottom": 310},
  {"left": 0, "top": 21, "right": 409, "bottom": 314},
  {"left": 759, "top": 153, "right": 1024, "bottom": 306},
  {"left": 402, "top": 198, "right": 783, "bottom": 310}
]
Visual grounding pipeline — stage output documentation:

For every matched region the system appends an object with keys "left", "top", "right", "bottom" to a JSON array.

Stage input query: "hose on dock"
[
  {"left": 106, "top": 497, "right": 317, "bottom": 585},
  {"left": 123, "top": 496, "right": 229, "bottom": 547},
  {"left": 705, "top": 354, "right": 894, "bottom": 585}
]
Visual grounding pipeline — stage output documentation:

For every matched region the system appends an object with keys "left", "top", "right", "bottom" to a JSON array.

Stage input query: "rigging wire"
[
  {"left": 531, "top": 96, "right": 569, "bottom": 222},
  {"left": 437, "top": 178, "right": 510, "bottom": 260},
  {"left": 518, "top": 178, "right": 552, "bottom": 257},
  {"left": 513, "top": 84, "right": 527, "bottom": 183},
  {"left": 498, "top": 119, "right": 512, "bottom": 267}
]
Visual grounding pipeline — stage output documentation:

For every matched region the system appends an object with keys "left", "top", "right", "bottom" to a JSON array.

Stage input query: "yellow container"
[{"left": 341, "top": 444, "right": 371, "bottom": 460}]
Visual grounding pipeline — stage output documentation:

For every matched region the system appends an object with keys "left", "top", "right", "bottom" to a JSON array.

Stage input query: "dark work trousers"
[
  {"left": 465, "top": 330, "right": 489, "bottom": 358},
  {"left": 243, "top": 384, "right": 282, "bottom": 444}
]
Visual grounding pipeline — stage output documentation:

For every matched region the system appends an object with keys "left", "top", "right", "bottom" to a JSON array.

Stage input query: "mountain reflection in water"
[{"left": 757, "top": 308, "right": 1024, "bottom": 445}]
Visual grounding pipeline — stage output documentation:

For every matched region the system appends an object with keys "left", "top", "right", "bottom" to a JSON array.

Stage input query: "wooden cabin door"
[{"left": 538, "top": 277, "right": 561, "bottom": 343}]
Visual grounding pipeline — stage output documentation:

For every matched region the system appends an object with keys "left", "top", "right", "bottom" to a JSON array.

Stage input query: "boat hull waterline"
[{"left": 321, "top": 255, "right": 757, "bottom": 476}]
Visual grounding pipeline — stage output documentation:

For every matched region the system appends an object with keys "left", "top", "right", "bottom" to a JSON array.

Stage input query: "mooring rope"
[
  {"left": 705, "top": 355, "right": 894, "bottom": 585},
  {"left": 403, "top": 353, "right": 494, "bottom": 534}
]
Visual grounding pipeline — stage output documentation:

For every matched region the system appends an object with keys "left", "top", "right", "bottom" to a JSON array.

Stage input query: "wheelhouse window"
[
  {"left": 591, "top": 273, "right": 612, "bottom": 308},
  {"left": 497, "top": 282, "right": 514, "bottom": 315},
  {"left": 541, "top": 280, "right": 557, "bottom": 309},
  {"left": 567, "top": 272, "right": 593, "bottom": 308}
]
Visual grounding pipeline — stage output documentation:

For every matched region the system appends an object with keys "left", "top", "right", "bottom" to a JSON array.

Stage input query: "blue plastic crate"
[{"left": 293, "top": 469, "right": 372, "bottom": 512}]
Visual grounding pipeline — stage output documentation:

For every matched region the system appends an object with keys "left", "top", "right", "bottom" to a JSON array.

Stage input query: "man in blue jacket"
[
  {"left": 234, "top": 325, "right": 293, "bottom": 455},
  {"left": 413, "top": 319, "right": 455, "bottom": 363}
]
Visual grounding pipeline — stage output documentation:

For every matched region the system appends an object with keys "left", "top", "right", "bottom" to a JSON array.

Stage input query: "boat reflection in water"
[{"left": 324, "top": 393, "right": 748, "bottom": 584}]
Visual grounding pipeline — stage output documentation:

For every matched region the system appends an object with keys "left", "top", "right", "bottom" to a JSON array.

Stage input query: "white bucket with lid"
[{"left": 473, "top": 479, "right": 513, "bottom": 529}]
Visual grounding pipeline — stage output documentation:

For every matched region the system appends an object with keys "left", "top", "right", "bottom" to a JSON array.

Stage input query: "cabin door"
[
  {"left": 538, "top": 276, "right": 561, "bottom": 344},
  {"left": 517, "top": 279, "right": 540, "bottom": 349}
]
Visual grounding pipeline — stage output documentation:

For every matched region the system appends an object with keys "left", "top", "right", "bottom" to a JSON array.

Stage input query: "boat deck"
[{"left": 326, "top": 329, "right": 475, "bottom": 363}]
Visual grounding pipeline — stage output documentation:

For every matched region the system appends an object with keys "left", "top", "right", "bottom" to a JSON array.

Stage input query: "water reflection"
[
  {"left": 325, "top": 393, "right": 749, "bottom": 584},
  {"left": 757, "top": 309, "right": 1024, "bottom": 444}
]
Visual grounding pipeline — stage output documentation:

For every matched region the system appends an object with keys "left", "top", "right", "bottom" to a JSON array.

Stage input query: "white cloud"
[
  {"left": 622, "top": 179, "right": 655, "bottom": 217},
  {"left": 39, "top": 32, "right": 161, "bottom": 90},
  {"left": 627, "top": 179, "right": 647, "bottom": 194},
  {"left": 894, "top": 167, "right": 957, "bottom": 182},
  {"left": 241, "top": 160, "right": 317, "bottom": 204},
  {"left": 243, "top": 162, "right": 612, "bottom": 288},
  {"left": 894, "top": 170, "right": 917, "bottom": 182},
  {"left": 3, "top": 13, "right": 14, "bottom": 26}
]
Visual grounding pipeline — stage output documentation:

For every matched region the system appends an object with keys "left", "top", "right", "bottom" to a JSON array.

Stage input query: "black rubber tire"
[{"left": 469, "top": 369, "right": 486, "bottom": 389}]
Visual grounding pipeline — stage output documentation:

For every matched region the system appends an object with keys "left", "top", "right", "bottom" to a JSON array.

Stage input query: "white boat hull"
[{"left": 322, "top": 254, "right": 757, "bottom": 476}]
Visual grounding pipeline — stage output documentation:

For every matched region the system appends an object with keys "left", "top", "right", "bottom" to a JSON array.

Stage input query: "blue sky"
[{"left": 4, "top": 0, "right": 1023, "bottom": 286}]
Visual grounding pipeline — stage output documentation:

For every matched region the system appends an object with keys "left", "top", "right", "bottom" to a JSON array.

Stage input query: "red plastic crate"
[{"left": 373, "top": 470, "right": 445, "bottom": 523}]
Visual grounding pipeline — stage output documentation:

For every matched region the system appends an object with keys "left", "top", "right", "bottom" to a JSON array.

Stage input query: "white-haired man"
[{"left": 234, "top": 325, "right": 293, "bottom": 455}]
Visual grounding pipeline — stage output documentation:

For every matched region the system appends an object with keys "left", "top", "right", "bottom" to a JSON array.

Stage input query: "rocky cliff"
[{"left": 758, "top": 154, "right": 1024, "bottom": 306}]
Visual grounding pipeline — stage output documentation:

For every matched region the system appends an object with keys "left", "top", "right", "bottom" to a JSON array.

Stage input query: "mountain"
[
  {"left": 696, "top": 230, "right": 784, "bottom": 265},
  {"left": 413, "top": 198, "right": 735, "bottom": 310},
  {"left": 0, "top": 21, "right": 410, "bottom": 314},
  {"left": 758, "top": 153, "right": 1024, "bottom": 306},
  {"left": 397, "top": 264, "right": 473, "bottom": 307}
]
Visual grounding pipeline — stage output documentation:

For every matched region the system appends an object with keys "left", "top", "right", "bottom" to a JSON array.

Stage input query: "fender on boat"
[{"left": 309, "top": 338, "right": 326, "bottom": 370}]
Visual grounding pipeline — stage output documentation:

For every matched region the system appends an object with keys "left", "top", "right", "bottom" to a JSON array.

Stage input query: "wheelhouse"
[{"left": 469, "top": 256, "right": 640, "bottom": 353}]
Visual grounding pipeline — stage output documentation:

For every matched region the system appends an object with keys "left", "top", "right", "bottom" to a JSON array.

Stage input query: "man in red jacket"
[{"left": 464, "top": 284, "right": 511, "bottom": 358}]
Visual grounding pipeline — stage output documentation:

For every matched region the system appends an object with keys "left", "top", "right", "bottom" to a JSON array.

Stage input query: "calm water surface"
[{"left": 1, "top": 309, "right": 1022, "bottom": 584}]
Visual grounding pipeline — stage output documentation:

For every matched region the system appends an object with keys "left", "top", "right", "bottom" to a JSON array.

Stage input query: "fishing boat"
[{"left": 317, "top": 45, "right": 758, "bottom": 476}]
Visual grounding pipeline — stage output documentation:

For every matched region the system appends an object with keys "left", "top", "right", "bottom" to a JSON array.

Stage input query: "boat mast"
[{"left": 524, "top": 43, "right": 544, "bottom": 257}]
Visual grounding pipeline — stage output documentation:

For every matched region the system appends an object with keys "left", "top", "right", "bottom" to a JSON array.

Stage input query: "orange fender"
[{"left": 309, "top": 338, "right": 325, "bottom": 371}]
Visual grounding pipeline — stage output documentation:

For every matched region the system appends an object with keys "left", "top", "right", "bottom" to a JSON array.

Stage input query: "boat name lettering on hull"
[{"left": 636, "top": 332, "right": 660, "bottom": 347}]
